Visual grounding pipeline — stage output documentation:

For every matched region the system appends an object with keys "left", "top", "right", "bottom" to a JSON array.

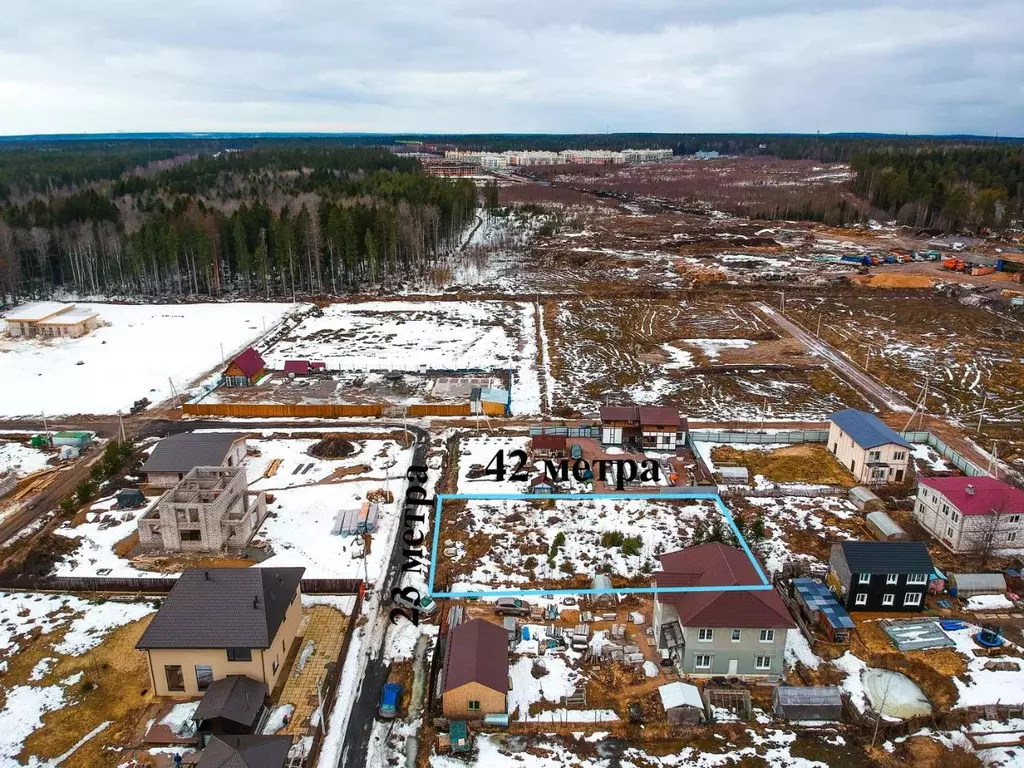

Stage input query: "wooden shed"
[
  {"left": 658, "top": 682, "right": 705, "bottom": 725},
  {"left": 224, "top": 347, "right": 266, "bottom": 387}
]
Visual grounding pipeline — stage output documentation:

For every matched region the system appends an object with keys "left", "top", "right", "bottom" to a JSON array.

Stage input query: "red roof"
[
  {"left": 600, "top": 405, "right": 638, "bottom": 423},
  {"left": 283, "top": 360, "right": 311, "bottom": 375},
  {"left": 919, "top": 476, "right": 1024, "bottom": 516},
  {"left": 654, "top": 543, "right": 794, "bottom": 629},
  {"left": 442, "top": 619, "right": 508, "bottom": 694},
  {"left": 532, "top": 435, "right": 567, "bottom": 451},
  {"left": 231, "top": 347, "right": 266, "bottom": 378},
  {"left": 310, "top": 361, "right": 326, "bottom": 370},
  {"left": 638, "top": 406, "right": 681, "bottom": 428}
]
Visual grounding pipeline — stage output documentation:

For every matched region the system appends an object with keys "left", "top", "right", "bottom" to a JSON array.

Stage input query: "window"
[
  {"left": 181, "top": 530, "right": 202, "bottom": 542},
  {"left": 946, "top": 526, "right": 955, "bottom": 537},
  {"left": 886, "top": 574, "right": 898, "bottom": 585},
  {"left": 731, "top": 629, "right": 742, "bottom": 642},
  {"left": 904, "top": 592, "right": 922, "bottom": 607},
  {"left": 942, "top": 504, "right": 950, "bottom": 517},
  {"left": 1007, "top": 532, "right": 1018, "bottom": 542},
  {"left": 869, "top": 450, "right": 881, "bottom": 461},
  {"left": 906, "top": 574, "right": 927, "bottom": 585},
  {"left": 195, "top": 665, "right": 214, "bottom": 691},
  {"left": 272, "top": 657, "right": 279, "bottom": 674},
  {"left": 226, "top": 647, "right": 252, "bottom": 662},
  {"left": 698, "top": 628, "right": 713, "bottom": 642},
  {"left": 468, "top": 700, "right": 481, "bottom": 711},
  {"left": 951, "top": 511, "right": 960, "bottom": 523},
  {"left": 858, "top": 573, "right": 871, "bottom": 584},
  {"left": 1010, "top": 515, "right": 1022, "bottom": 524},
  {"left": 188, "top": 509, "right": 200, "bottom": 523},
  {"left": 894, "top": 451, "right": 905, "bottom": 461},
  {"left": 694, "top": 654, "right": 712, "bottom": 670},
  {"left": 164, "top": 665, "right": 185, "bottom": 692},
  {"left": 855, "top": 593, "right": 868, "bottom": 606},
  {"left": 754, "top": 655, "right": 772, "bottom": 670},
  {"left": 882, "top": 594, "right": 895, "bottom": 606},
  {"left": 759, "top": 629, "right": 775, "bottom": 643}
]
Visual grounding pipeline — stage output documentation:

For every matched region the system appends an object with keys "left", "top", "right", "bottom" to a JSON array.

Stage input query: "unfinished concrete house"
[{"left": 139, "top": 466, "right": 266, "bottom": 553}]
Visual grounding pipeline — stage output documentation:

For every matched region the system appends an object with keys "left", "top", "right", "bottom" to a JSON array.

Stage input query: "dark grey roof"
[
  {"left": 193, "top": 676, "right": 268, "bottom": 727},
  {"left": 838, "top": 541, "right": 934, "bottom": 575},
  {"left": 137, "top": 567, "right": 304, "bottom": 650},
  {"left": 197, "top": 735, "right": 292, "bottom": 768},
  {"left": 142, "top": 432, "right": 245, "bottom": 474}
]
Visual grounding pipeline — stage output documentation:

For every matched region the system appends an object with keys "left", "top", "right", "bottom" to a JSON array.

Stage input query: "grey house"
[
  {"left": 653, "top": 543, "right": 794, "bottom": 682},
  {"left": 138, "top": 466, "right": 266, "bottom": 552},
  {"left": 143, "top": 433, "right": 248, "bottom": 489}
]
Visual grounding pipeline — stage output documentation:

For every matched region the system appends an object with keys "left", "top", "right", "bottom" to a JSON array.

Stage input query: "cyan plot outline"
[{"left": 428, "top": 491, "right": 772, "bottom": 599}]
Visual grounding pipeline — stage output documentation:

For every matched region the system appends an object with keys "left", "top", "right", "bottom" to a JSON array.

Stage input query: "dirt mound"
[
  {"left": 309, "top": 434, "right": 357, "bottom": 459},
  {"left": 855, "top": 273, "right": 935, "bottom": 289}
]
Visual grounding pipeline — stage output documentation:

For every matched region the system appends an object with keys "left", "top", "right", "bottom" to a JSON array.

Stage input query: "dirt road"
[{"left": 754, "top": 302, "right": 915, "bottom": 413}]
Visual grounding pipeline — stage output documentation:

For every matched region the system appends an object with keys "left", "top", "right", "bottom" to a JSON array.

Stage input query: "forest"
[
  {"left": 850, "top": 146, "right": 1024, "bottom": 231},
  {"left": 0, "top": 144, "right": 478, "bottom": 300}
]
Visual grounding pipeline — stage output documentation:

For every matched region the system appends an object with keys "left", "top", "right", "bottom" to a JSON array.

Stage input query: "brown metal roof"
[
  {"left": 532, "top": 435, "right": 567, "bottom": 450},
  {"left": 197, "top": 735, "right": 292, "bottom": 768},
  {"left": 655, "top": 543, "right": 794, "bottom": 629},
  {"left": 638, "top": 406, "right": 681, "bottom": 427},
  {"left": 600, "top": 405, "right": 638, "bottom": 422},
  {"left": 193, "top": 675, "right": 268, "bottom": 728},
  {"left": 442, "top": 618, "right": 508, "bottom": 694}
]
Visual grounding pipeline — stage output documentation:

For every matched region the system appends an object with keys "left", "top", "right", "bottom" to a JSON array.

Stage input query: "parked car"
[
  {"left": 379, "top": 683, "right": 403, "bottom": 719},
  {"left": 494, "top": 598, "right": 532, "bottom": 617},
  {"left": 394, "top": 592, "right": 438, "bottom": 617}
]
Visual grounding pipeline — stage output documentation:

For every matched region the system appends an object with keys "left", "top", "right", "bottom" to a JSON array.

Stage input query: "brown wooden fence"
[
  {"left": 0, "top": 574, "right": 363, "bottom": 595},
  {"left": 406, "top": 403, "right": 472, "bottom": 417},
  {"left": 182, "top": 402, "right": 383, "bottom": 418}
]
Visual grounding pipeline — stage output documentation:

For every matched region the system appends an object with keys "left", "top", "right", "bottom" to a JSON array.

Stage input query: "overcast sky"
[{"left": 2, "top": 0, "right": 1021, "bottom": 136}]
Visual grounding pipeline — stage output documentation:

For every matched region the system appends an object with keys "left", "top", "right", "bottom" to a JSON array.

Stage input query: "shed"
[
  {"left": 471, "top": 387, "right": 509, "bottom": 417},
  {"left": 449, "top": 721, "right": 471, "bottom": 753},
  {"left": 116, "top": 488, "right": 145, "bottom": 510},
  {"left": 586, "top": 574, "right": 618, "bottom": 608},
  {"left": 718, "top": 466, "right": 749, "bottom": 485},
  {"left": 224, "top": 347, "right": 266, "bottom": 387},
  {"left": 773, "top": 686, "right": 842, "bottom": 721},
  {"left": 529, "top": 474, "right": 554, "bottom": 494},
  {"left": 791, "top": 578, "right": 854, "bottom": 643},
  {"left": 865, "top": 511, "right": 907, "bottom": 541},
  {"left": 849, "top": 486, "right": 884, "bottom": 513},
  {"left": 658, "top": 682, "right": 704, "bottom": 725},
  {"left": 192, "top": 675, "right": 269, "bottom": 735},
  {"left": 532, "top": 434, "right": 567, "bottom": 458},
  {"left": 283, "top": 360, "right": 312, "bottom": 376},
  {"left": 52, "top": 431, "right": 92, "bottom": 449},
  {"left": 951, "top": 573, "right": 1008, "bottom": 598}
]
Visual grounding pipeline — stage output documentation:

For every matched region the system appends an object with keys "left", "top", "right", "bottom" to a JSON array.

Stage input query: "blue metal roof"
[
  {"left": 829, "top": 409, "right": 912, "bottom": 450},
  {"left": 792, "top": 577, "right": 855, "bottom": 630}
]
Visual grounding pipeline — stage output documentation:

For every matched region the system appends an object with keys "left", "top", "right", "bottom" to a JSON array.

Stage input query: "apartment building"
[{"left": 914, "top": 476, "right": 1024, "bottom": 553}]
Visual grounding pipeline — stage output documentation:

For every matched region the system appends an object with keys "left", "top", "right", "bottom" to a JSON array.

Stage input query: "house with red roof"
[
  {"left": 223, "top": 347, "right": 267, "bottom": 387},
  {"left": 915, "top": 476, "right": 1024, "bottom": 553},
  {"left": 653, "top": 543, "right": 794, "bottom": 681}
]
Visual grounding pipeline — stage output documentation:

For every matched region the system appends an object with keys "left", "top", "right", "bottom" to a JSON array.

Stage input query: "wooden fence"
[
  {"left": 182, "top": 402, "right": 383, "bottom": 418},
  {"left": 0, "top": 573, "right": 363, "bottom": 595},
  {"left": 406, "top": 403, "right": 472, "bottom": 417}
]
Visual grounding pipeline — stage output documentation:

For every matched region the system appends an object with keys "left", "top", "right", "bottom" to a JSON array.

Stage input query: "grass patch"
[{"left": 710, "top": 444, "right": 856, "bottom": 487}]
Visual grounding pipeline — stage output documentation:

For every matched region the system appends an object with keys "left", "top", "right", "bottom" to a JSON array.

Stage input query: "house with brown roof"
[
  {"left": 196, "top": 735, "right": 292, "bottom": 768},
  {"left": 441, "top": 619, "right": 509, "bottom": 720},
  {"left": 137, "top": 567, "right": 304, "bottom": 697},
  {"left": 653, "top": 543, "right": 793, "bottom": 681},
  {"left": 599, "top": 405, "right": 687, "bottom": 451},
  {"left": 531, "top": 434, "right": 567, "bottom": 460},
  {"left": 224, "top": 347, "right": 267, "bottom": 387}
]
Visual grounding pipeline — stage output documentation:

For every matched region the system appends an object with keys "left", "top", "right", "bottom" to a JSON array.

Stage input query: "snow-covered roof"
[
  {"left": 4, "top": 302, "right": 72, "bottom": 322},
  {"left": 659, "top": 682, "right": 703, "bottom": 711},
  {"left": 37, "top": 306, "right": 100, "bottom": 325}
]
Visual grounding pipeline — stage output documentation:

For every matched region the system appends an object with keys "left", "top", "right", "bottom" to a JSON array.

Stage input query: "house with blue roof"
[{"left": 827, "top": 409, "right": 912, "bottom": 485}]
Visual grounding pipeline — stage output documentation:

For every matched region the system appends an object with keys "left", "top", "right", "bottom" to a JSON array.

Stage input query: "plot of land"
[
  {"left": 544, "top": 297, "right": 871, "bottom": 417},
  {"left": 262, "top": 300, "right": 542, "bottom": 414},
  {"left": 0, "top": 302, "right": 296, "bottom": 417},
  {"left": 435, "top": 495, "right": 729, "bottom": 593}
]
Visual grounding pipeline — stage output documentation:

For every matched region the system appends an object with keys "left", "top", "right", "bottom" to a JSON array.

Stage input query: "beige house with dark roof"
[
  {"left": 137, "top": 567, "right": 304, "bottom": 698},
  {"left": 441, "top": 619, "right": 509, "bottom": 720}
]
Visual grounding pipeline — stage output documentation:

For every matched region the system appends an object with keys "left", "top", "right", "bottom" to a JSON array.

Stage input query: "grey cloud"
[{"left": 0, "top": 0, "right": 1020, "bottom": 135}]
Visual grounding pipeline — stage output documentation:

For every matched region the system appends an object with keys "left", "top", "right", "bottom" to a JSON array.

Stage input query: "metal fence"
[
  {"left": 901, "top": 431, "right": 989, "bottom": 476},
  {"left": 689, "top": 430, "right": 829, "bottom": 445},
  {"left": 0, "top": 574, "right": 364, "bottom": 595},
  {"left": 528, "top": 425, "right": 601, "bottom": 438}
]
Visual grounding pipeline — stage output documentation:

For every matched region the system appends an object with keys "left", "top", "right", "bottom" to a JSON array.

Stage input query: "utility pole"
[
  {"left": 220, "top": 343, "right": 225, "bottom": 364},
  {"left": 815, "top": 314, "right": 822, "bottom": 338},
  {"left": 779, "top": 291, "right": 785, "bottom": 313},
  {"left": 41, "top": 411, "right": 48, "bottom": 436},
  {"left": 976, "top": 391, "right": 988, "bottom": 435},
  {"left": 117, "top": 410, "right": 126, "bottom": 443},
  {"left": 865, "top": 348, "right": 871, "bottom": 372},
  {"left": 168, "top": 377, "right": 182, "bottom": 408}
]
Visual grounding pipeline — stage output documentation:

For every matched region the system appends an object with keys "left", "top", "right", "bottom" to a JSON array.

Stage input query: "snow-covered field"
[
  {"left": 444, "top": 496, "right": 717, "bottom": 592},
  {"left": 0, "top": 439, "right": 52, "bottom": 478},
  {"left": 263, "top": 300, "right": 542, "bottom": 414},
  {"left": 0, "top": 302, "right": 296, "bottom": 417},
  {"left": 0, "top": 592, "right": 154, "bottom": 764}
]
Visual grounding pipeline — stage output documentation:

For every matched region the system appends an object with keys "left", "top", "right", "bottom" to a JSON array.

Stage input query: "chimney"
[
  {"left": 204, "top": 571, "right": 210, "bottom": 580},
  {"left": 253, "top": 595, "right": 260, "bottom": 609},
  {"left": 966, "top": 484, "right": 975, "bottom": 496}
]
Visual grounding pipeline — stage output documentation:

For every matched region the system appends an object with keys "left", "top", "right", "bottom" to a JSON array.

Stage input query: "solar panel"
[{"left": 792, "top": 578, "right": 855, "bottom": 630}]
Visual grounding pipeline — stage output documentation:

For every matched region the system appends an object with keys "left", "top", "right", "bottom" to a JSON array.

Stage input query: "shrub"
[
  {"left": 621, "top": 536, "right": 643, "bottom": 557},
  {"left": 59, "top": 497, "right": 76, "bottom": 515},
  {"left": 600, "top": 531, "right": 625, "bottom": 548},
  {"left": 75, "top": 480, "right": 96, "bottom": 504},
  {"left": 524, "top": 556, "right": 538, "bottom": 570},
  {"left": 559, "top": 560, "right": 574, "bottom": 574}
]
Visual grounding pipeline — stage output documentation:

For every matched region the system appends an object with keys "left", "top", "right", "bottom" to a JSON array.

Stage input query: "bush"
[
  {"left": 524, "top": 556, "right": 538, "bottom": 570},
  {"left": 549, "top": 532, "right": 566, "bottom": 559},
  {"left": 75, "top": 480, "right": 96, "bottom": 504},
  {"left": 621, "top": 536, "right": 643, "bottom": 557},
  {"left": 559, "top": 560, "right": 574, "bottom": 574},
  {"left": 59, "top": 497, "right": 76, "bottom": 515},
  {"left": 600, "top": 531, "right": 625, "bottom": 548}
]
